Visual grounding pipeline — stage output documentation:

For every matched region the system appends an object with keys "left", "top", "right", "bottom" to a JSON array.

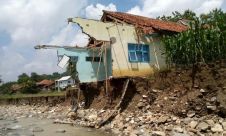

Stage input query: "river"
[{"left": 0, "top": 117, "right": 114, "bottom": 136}]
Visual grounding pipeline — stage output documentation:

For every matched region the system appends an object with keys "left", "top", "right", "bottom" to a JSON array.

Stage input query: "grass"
[{"left": 0, "top": 91, "right": 65, "bottom": 100}]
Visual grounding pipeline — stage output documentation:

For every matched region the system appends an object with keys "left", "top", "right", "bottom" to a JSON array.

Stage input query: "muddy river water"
[{"left": 0, "top": 117, "right": 114, "bottom": 136}]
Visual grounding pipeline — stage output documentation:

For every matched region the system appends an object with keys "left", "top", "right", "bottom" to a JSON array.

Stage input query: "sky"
[{"left": 0, "top": 0, "right": 225, "bottom": 82}]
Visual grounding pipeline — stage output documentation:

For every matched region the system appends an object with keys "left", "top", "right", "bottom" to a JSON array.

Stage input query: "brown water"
[{"left": 0, "top": 118, "right": 114, "bottom": 136}]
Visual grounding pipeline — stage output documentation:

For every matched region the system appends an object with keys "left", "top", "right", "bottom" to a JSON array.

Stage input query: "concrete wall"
[
  {"left": 72, "top": 18, "right": 166, "bottom": 78},
  {"left": 57, "top": 48, "right": 112, "bottom": 83}
]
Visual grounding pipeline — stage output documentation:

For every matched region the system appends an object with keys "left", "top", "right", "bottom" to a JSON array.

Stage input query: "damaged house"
[{"left": 57, "top": 11, "right": 187, "bottom": 83}]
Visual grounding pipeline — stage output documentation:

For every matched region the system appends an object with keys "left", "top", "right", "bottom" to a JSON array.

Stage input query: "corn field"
[{"left": 163, "top": 9, "right": 226, "bottom": 66}]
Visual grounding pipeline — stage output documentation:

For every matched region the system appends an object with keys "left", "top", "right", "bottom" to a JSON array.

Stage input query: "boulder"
[
  {"left": 196, "top": 122, "right": 210, "bottom": 131},
  {"left": 207, "top": 105, "right": 217, "bottom": 111},
  {"left": 205, "top": 120, "right": 215, "bottom": 126},
  {"left": 221, "top": 122, "right": 226, "bottom": 130},
  {"left": 173, "top": 126, "right": 184, "bottom": 133},
  {"left": 137, "top": 102, "right": 145, "bottom": 108},
  {"left": 211, "top": 124, "right": 223, "bottom": 132},
  {"left": 151, "top": 131, "right": 166, "bottom": 136},
  {"left": 188, "top": 121, "right": 198, "bottom": 129}
]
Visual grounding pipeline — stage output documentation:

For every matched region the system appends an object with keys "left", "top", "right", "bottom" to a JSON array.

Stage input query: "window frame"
[{"left": 128, "top": 43, "right": 150, "bottom": 63}]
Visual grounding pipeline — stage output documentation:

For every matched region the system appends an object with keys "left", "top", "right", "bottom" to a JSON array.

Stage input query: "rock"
[
  {"left": 137, "top": 102, "right": 145, "bottom": 108},
  {"left": 67, "top": 112, "right": 77, "bottom": 119},
  {"left": 206, "top": 119, "right": 215, "bottom": 126},
  {"left": 195, "top": 106, "right": 202, "bottom": 111},
  {"left": 173, "top": 126, "right": 183, "bottom": 133},
  {"left": 125, "top": 118, "right": 130, "bottom": 122},
  {"left": 142, "top": 95, "right": 148, "bottom": 98},
  {"left": 200, "top": 89, "right": 206, "bottom": 93},
  {"left": 77, "top": 110, "right": 86, "bottom": 117},
  {"left": 188, "top": 121, "right": 198, "bottom": 129},
  {"left": 210, "top": 97, "right": 217, "bottom": 102},
  {"left": 7, "top": 132, "right": 20, "bottom": 136},
  {"left": 196, "top": 122, "right": 210, "bottom": 131},
  {"left": 211, "top": 124, "right": 223, "bottom": 132},
  {"left": 88, "top": 114, "right": 97, "bottom": 121},
  {"left": 157, "top": 116, "right": 169, "bottom": 124},
  {"left": 7, "top": 125, "right": 22, "bottom": 130},
  {"left": 187, "top": 111, "right": 195, "bottom": 118},
  {"left": 207, "top": 105, "right": 217, "bottom": 111},
  {"left": 56, "top": 129, "right": 66, "bottom": 133},
  {"left": 221, "top": 122, "right": 226, "bottom": 130},
  {"left": 151, "top": 131, "right": 165, "bottom": 136},
  {"left": 31, "top": 127, "right": 44, "bottom": 132}
]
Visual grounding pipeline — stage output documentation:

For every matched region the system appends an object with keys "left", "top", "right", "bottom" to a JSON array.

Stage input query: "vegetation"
[
  {"left": 0, "top": 91, "right": 64, "bottom": 100},
  {"left": 162, "top": 9, "right": 226, "bottom": 66},
  {"left": 0, "top": 72, "right": 67, "bottom": 94}
]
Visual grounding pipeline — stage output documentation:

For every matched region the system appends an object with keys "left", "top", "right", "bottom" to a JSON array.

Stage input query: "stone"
[
  {"left": 211, "top": 97, "right": 217, "bottom": 102},
  {"left": 196, "top": 122, "right": 210, "bottom": 131},
  {"left": 31, "top": 127, "right": 44, "bottom": 132},
  {"left": 211, "top": 124, "right": 223, "bottom": 132},
  {"left": 67, "top": 112, "right": 77, "bottom": 119},
  {"left": 77, "top": 110, "right": 86, "bottom": 117},
  {"left": 56, "top": 129, "right": 66, "bottom": 133},
  {"left": 221, "top": 122, "right": 226, "bottom": 130},
  {"left": 173, "top": 126, "right": 183, "bottom": 133},
  {"left": 142, "top": 95, "right": 148, "bottom": 98},
  {"left": 137, "top": 102, "right": 145, "bottom": 108},
  {"left": 206, "top": 119, "right": 215, "bottom": 126},
  {"left": 7, "top": 132, "right": 20, "bottom": 136},
  {"left": 207, "top": 105, "right": 217, "bottom": 111},
  {"left": 188, "top": 121, "right": 198, "bottom": 129},
  {"left": 187, "top": 111, "right": 195, "bottom": 118},
  {"left": 88, "top": 114, "right": 97, "bottom": 121},
  {"left": 151, "top": 131, "right": 166, "bottom": 136},
  {"left": 200, "top": 89, "right": 206, "bottom": 93},
  {"left": 157, "top": 116, "right": 169, "bottom": 124}
]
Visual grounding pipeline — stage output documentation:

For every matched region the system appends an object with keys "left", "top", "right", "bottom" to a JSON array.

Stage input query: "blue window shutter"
[
  {"left": 128, "top": 43, "right": 137, "bottom": 62},
  {"left": 128, "top": 43, "right": 150, "bottom": 63}
]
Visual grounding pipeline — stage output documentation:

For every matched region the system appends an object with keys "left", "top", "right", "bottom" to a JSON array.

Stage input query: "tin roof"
[
  {"left": 101, "top": 10, "right": 188, "bottom": 33},
  {"left": 56, "top": 76, "right": 71, "bottom": 81}
]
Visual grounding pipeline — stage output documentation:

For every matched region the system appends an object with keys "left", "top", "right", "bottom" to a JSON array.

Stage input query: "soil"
[{"left": 79, "top": 60, "right": 226, "bottom": 118}]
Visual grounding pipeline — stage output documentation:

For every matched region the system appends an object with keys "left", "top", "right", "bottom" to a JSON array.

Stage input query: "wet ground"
[{"left": 0, "top": 117, "right": 114, "bottom": 136}]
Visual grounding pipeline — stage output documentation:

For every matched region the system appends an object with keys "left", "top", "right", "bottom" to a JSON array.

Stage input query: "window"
[
  {"left": 128, "top": 43, "right": 150, "bottom": 62},
  {"left": 86, "top": 57, "right": 103, "bottom": 62}
]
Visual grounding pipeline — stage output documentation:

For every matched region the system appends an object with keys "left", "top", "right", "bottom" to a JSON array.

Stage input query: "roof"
[
  {"left": 36, "top": 79, "right": 54, "bottom": 86},
  {"left": 56, "top": 76, "right": 71, "bottom": 81},
  {"left": 101, "top": 10, "right": 188, "bottom": 33}
]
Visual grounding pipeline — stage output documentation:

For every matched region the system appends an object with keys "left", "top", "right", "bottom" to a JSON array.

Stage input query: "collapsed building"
[
  {"left": 56, "top": 10, "right": 187, "bottom": 83},
  {"left": 35, "top": 10, "right": 187, "bottom": 108}
]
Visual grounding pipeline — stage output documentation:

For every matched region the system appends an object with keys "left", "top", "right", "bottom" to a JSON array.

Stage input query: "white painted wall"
[{"left": 72, "top": 18, "right": 166, "bottom": 77}]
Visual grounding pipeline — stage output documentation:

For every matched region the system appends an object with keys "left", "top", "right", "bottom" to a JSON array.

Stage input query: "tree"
[
  {"left": 158, "top": 10, "right": 197, "bottom": 22},
  {"left": 17, "top": 73, "right": 30, "bottom": 84},
  {"left": 0, "top": 75, "right": 2, "bottom": 84},
  {"left": 30, "top": 72, "right": 41, "bottom": 82}
]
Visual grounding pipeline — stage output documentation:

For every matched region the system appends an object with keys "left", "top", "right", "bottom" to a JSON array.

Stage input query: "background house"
[
  {"left": 36, "top": 79, "right": 54, "bottom": 91},
  {"left": 55, "top": 76, "right": 74, "bottom": 91}
]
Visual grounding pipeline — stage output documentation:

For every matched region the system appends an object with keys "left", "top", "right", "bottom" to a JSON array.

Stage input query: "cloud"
[
  {"left": 85, "top": 3, "right": 117, "bottom": 20},
  {"left": 128, "top": 0, "right": 224, "bottom": 17},
  {"left": 0, "top": 0, "right": 88, "bottom": 81}
]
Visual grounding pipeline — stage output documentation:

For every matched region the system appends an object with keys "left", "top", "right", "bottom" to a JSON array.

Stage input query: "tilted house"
[{"left": 57, "top": 11, "right": 187, "bottom": 83}]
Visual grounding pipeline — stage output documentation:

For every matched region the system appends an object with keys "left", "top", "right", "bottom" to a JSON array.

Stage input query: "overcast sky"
[{"left": 0, "top": 0, "right": 226, "bottom": 82}]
